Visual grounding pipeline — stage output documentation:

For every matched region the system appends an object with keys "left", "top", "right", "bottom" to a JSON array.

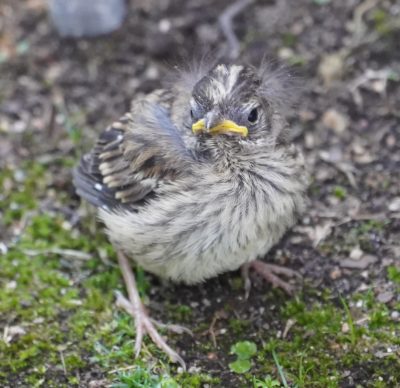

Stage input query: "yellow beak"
[{"left": 192, "top": 119, "right": 248, "bottom": 137}]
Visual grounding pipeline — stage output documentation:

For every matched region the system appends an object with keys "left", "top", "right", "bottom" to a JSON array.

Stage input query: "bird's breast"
[{"left": 100, "top": 167, "right": 304, "bottom": 284}]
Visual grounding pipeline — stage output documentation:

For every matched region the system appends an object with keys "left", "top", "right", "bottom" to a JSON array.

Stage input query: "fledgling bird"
[{"left": 73, "top": 63, "right": 309, "bottom": 369}]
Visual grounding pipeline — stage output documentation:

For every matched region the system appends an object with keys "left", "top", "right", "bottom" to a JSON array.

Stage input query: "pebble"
[
  {"left": 330, "top": 267, "right": 342, "bottom": 280},
  {"left": 145, "top": 66, "right": 159, "bottom": 80},
  {"left": 0, "top": 242, "right": 9, "bottom": 255},
  {"left": 322, "top": 109, "right": 348, "bottom": 134},
  {"left": 350, "top": 246, "right": 363, "bottom": 260},
  {"left": 340, "top": 254, "right": 377, "bottom": 269},
  {"left": 377, "top": 291, "right": 394, "bottom": 304},
  {"left": 388, "top": 197, "right": 400, "bottom": 212},
  {"left": 3, "top": 326, "right": 26, "bottom": 344},
  {"left": 13, "top": 169, "right": 26, "bottom": 182},
  {"left": 382, "top": 258, "right": 394, "bottom": 267},
  {"left": 390, "top": 311, "right": 399, "bottom": 319},
  {"left": 299, "top": 110, "right": 316, "bottom": 122},
  {"left": 356, "top": 300, "right": 364, "bottom": 308},
  {"left": 20, "top": 300, "right": 32, "bottom": 308},
  {"left": 278, "top": 47, "right": 295, "bottom": 60},
  {"left": 202, "top": 298, "right": 211, "bottom": 307},
  {"left": 5, "top": 280, "right": 17, "bottom": 290},
  {"left": 158, "top": 19, "right": 171, "bottom": 33},
  {"left": 318, "top": 53, "right": 344, "bottom": 86}
]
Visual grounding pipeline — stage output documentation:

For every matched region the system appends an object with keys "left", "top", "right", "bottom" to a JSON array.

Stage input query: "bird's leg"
[
  {"left": 116, "top": 251, "right": 187, "bottom": 370},
  {"left": 241, "top": 259, "right": 301, "bottom": 298},
  {"left": 116, "top": 292, "right": 193, "bottom": 336}
]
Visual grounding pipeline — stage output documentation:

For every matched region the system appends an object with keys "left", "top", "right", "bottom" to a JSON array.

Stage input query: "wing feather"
[{"left": 73, "top": 99, "right": 192, "bottom": 210}]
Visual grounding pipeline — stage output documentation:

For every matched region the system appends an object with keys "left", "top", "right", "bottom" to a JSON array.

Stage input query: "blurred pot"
[{"left": 48, "top": 0, "right": 126, "bottom": 37}]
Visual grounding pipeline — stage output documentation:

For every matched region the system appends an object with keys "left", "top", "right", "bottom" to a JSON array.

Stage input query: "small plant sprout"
[{"left": 229, "top": 340, "right": 258, "bottom": 374}]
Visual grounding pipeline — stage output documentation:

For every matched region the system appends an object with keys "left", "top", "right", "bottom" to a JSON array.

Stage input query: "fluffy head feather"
[{"left": 169, "top": 62, "right": 298, "bottom": 148}]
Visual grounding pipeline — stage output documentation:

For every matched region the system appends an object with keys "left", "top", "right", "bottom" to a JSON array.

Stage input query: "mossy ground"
[
  {"left": 1, "top": 162, "right": 399, "bottom": 386},
  {"left": 1, "top": 0, "right": 400, "bottom": 386}
]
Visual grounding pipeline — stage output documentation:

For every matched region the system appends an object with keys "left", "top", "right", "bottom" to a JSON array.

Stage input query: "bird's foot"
[
  {"left": 116, "top": 251, "right": 188, "bottom": 370},
  {"left": 241, "top": 260, "right": 301, "bottom": 298}
]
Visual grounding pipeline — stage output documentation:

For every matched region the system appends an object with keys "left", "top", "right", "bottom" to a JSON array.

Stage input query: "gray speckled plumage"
[{"left": 74, "top": 63, "right": 309, "bottom": 284}]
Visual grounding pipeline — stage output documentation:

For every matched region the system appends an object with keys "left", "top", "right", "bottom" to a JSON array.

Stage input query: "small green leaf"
[
  {"left": 253, "top": 375, "right": 282, "bottom": 388},
  {"left": 229, "top": 359, "right": 252, "bottom": 374},
  {"left": 160, "top": 377, "right": 179, "bottom": 388},
  {"left": 230, "top": 341, "right": 257, "bottom": 360}
]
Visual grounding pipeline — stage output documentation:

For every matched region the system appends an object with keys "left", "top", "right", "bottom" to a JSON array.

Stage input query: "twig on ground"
[
  {"left": 282, "top": 319, "right": 296, "bottom": 339},
  {"left": 318, "top": 151, "right": 358, "bottom": 189},
  {"left": 219, "top": 0, "right": 255, "bottom": 59},
  {"left": 352, "top": 0, "right": 382, "bottom": 45},
  {"left": 201, "top": 309, "right": 228, "bottom": 347},
  {"left": 59, "top": 350, "right": 67, "bottom": 376},
  {"left": 22, "top": 248, "right": 92, "bottom": 260}
]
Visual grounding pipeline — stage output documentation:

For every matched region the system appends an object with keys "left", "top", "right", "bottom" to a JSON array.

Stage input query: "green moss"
[
  {"left": 357, "top": 219, "right": 386, "bottom": 234},
  {"left": 166, "top": 304, "right": 193, "bottom": 322},
  {"left": 229, "top": 318, "right": 251, "bottom": 334},
  {"left": 281, "top": 32, "right": 297, "bottom": 47},
  {"left": 0, "top": 163, "right": 125, "bottom": 384},
  {"left": 64, "top": 352, "right": 85, "bottom": 370},
  {"left": 2, "top": 161, "right": 400, "bottom": 387},
  {"left": 111, "top": 367, "right": 165, "bottom": 387},
  {"left": 243, "top": 293, "right": 400, "bottom": 387},
  {"left": 332, "top": 185, "right": 347, "bottom": 200},
  {"left": 176, "top": 372, "right": 220, "bottom": 387},
  {"left": 230, "top": 276, "right": 244, "bottom": 291},
  {"left": 252, "top": 375, "right": 282, "bottom": 388},
  {"left": 387, "top": 266, "right": 400, "bottom": 285},
  {"left": 319, "top": 219, "right": 389, "bottom": 256},
  {"left": 371, "top": 9, "right": 400, "bottom": 36}
]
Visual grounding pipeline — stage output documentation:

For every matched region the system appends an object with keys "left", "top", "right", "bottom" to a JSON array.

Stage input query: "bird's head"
[{"left": 188, "top": 63, "right": 293, "bottom": 145}]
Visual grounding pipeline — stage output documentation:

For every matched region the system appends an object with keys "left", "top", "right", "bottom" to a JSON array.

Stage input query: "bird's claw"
[
  {"left": 115, "top": 291, "right": 187, "bottom": 370},
  {"left": 241, "top": 260, "right": 301, "bottom": 296}
]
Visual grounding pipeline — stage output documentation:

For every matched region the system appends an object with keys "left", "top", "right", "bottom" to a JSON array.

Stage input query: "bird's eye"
[
  {"left": 190, "top": 109, "right": 194, "bottom": 119},
  {"left": 248, "top": 108, "right": 258, "bottom": 123}
]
